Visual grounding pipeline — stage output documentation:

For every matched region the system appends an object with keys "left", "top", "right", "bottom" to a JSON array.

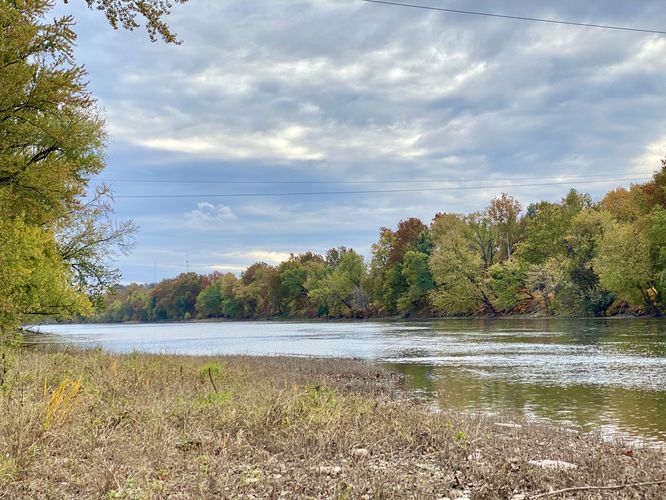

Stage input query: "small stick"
[
  {"left": 0, "top": 353, "right": 6, "bottom": 387},
  {"left": 531, "top": 479, "right": 666, "bottom": 499},
  {"left": 207, "top": 367, "right": 218, "bottom": 394}
]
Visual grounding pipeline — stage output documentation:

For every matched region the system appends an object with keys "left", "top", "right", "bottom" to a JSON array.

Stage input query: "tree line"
[{"left": 97, "top": 166, "right": 666, "bottom": 322}]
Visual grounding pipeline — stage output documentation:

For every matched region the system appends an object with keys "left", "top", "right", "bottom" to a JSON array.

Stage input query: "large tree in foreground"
[{"left": 0, "top": 0, "right": 141, "bottom": 338}]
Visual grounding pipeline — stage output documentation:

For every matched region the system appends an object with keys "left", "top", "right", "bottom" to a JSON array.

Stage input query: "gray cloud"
[{"left": 57, "top": 0, "right": 666, "bottom": 281}]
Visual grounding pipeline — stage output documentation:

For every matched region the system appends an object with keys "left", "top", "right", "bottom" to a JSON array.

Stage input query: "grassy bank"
[{"left": 0, "top": 349, "right": 664, "bottom": 499}]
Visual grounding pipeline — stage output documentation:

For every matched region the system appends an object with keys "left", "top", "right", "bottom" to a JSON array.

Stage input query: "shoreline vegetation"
[
  {"left": 81, "top": 166, "right": 666, "bottom": 328},
  {"left": 61, "top": 311, "right": 663, "bottom": 326},
  {"left": 1, "top": 349, "right": 665, "bottom": 498}
]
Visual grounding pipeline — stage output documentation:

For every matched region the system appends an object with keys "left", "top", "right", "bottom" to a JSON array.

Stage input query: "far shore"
[{"left": 29, "top": 312, "right": 663, "bottom": 330}]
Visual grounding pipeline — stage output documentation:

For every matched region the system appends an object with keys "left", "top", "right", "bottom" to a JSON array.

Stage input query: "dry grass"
[{"left": 0, "top": 347, "right": 664, "bottom": 499}]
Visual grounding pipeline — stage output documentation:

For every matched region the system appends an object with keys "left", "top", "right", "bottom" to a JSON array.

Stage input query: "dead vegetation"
[{"left": 0, "top": 347, "right": 664, "bottom": 499}]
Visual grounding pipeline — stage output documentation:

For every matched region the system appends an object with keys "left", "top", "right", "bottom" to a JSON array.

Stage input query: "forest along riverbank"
[{"left": 1, "top": 349, "right": 665, "bottom": 498}]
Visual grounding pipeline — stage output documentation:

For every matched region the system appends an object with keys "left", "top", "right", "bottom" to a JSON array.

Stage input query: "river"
[{"left": 29, "top": 318, "right": 666, "bottom": 446}]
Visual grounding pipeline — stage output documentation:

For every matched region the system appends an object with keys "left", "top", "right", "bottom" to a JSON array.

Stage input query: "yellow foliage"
[{"left": 43, "top": 378, "right": 82, "bottom": 430}]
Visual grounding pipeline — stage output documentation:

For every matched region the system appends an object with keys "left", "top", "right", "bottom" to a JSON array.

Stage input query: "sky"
[{"left": 58, "top": 0, "right": 666, "bottom": 283}]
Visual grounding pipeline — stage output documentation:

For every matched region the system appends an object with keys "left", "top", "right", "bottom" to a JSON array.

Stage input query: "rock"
[
  {"left": 527, "top": 459, "right": 577, "bottom": 470},
  {"left": 317, "top": 466, "right": 342, "bottom": 476},
  {"left": 351, "top": 448, "right": 370, "bottom": 458},
  {"left": 494, "top": 422, "right": 522, "bottom": 429}
]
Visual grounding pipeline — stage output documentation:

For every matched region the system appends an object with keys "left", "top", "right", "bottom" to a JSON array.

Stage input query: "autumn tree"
[
  {"left": 0, "top": 1, "right": 136, "bottom": 337},
  {"left": 235, "top": 263, "right": 281, "bottom": 318},
  {"left": 0, "top": 220, "right": 92, "bottom": 335},
  {"left": 601, "top": 185, "right": 646, "bottom": 222},
  {"left": 196, "top": 273, "right": 242, "bottom": 319},
  {"left": 516, "top": 189, "right": 592, "bottom": 264},
  {"left": 69, "top": 0, "right": 188, "bottom": 43},
  {"left": 487, "top": 193, "right": 522, "bottom": 259},
  {"left": 429, "top": 211, "right": 523, "bottom": 315},
  {"left": 307, "top": 250, "right": 368, "bottom": 317},
  {"left": 369, "top": 218, "right": 431, "bottom": 314},
  {"left": 0, "top": 0, "right": 189, "bottom": 338},
  {"left": 429, "top": 218, "right": 495, "bottom": 315},
  {"left": 277, "top": 253, "right": 326, "bottom": 316},
  {"left": 151, "top": 273, "right": 204, "bottom": 320},
  {"left": 595, "top": 209, "right": 666, "bottom": 315}
]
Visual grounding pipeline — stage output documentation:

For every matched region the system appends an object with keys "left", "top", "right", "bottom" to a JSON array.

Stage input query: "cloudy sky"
[{"left": 60, "top": 0, "right": 666, "bottom": 282}]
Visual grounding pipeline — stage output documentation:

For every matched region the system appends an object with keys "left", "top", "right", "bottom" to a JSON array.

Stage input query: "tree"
[
  {"left": 0, "top": 2, "right": 105, "bottom": 223},
  {"left": 196, "top": 281, "right": 223, "bottom": 318},
  {"left": 601, "top": 186, "right": 645, "bottom": 222},
  {"left": 487, "top": 193, "right": 522, "bottom": 259},
  {"left": 397, "top": 251, "right": 434, "bottom": 314},
  {"left": 465, "top": 212, "right": 500, "bottom": 268},
  {"left": 0, "top": 219, "right": 91, "bottom": 339},
  {"left": 278, "top": 253, "right": 326, "bottom": 316},
  {"left": 0, "top": 1, "right": 139, "bottom": 336},
  {"left": 390, "top": 218, "right": 429, "bottom": 264},
  {"left": 71, "top": 0, "right": 189, "bottom": 43},
  {"left": 307, "top": 251, "right": 367, "bottom": 317},
  {"left": 151, "top": 272, "right": 203, "bottom": 320},
  {"left": 236, "top": 263, "right": 281, "bottom": 318},
  {"left": 594, "top": 212, "right": 665, "bottom": 315},
  {"left": 57, "top": 186, "right": 137, "bottom": 300},
  {"left": 516, "top": 190, "right": 592, "bottom": 265},
  {"left": 488, "top": 260, "right": 528, "bottom": 312},
  {"left": 429, "top": 217, "right": 498, "bottom": 315},
  {"left": 368, "top": 218, "right": 430, "bottom": 313},
  {"left": 640, "top": 158, "right": 666, "bottom": 209},
  {"left": 558, "top": 210, "right": 614, "bottom": 315}
]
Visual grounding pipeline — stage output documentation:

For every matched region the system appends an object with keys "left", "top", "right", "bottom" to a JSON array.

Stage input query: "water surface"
[{"left": 31, "top": 318, "right": 666, "bottom": 445}]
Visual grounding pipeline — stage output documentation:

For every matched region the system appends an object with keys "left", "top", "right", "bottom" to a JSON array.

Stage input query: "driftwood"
[{"left": 531, "top": 479, "right": 666, "bottom": 499}]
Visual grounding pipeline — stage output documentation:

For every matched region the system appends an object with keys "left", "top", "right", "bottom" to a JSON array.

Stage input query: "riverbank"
[
  {"left": 1, "top": 349, "right": 665, "bottom": 498},
  {"left": 29, "top": 311, "right": 661, "bottom": 332}
]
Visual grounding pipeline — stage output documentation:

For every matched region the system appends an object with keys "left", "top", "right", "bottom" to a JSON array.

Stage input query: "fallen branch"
[{"left": 531, "top": 479, "right": 666, "bottom": 499}]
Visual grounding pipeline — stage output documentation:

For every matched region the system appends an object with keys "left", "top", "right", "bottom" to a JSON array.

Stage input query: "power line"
[
  {"left": 113, "top": 176, "right": 651, "bottom": 199},
  {"left": 359, "top": 0, "right": 666, "bottom": 35},
  {"left": 97, "top": 171, "right": 654, "bottom": 185}
]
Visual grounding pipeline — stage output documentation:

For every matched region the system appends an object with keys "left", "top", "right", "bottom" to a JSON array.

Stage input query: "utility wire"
[
  {"left": 97, "top": 171, "right": 654, "bottom": 185},
  {"left": 113, "top": 177, "right": 651, "bottom": 199},
  {"left": 359, "top": 0, "right": 666, "bottom": 35}
]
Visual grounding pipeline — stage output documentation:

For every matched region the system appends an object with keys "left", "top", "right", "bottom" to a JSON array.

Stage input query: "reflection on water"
[
  {"left": 30, "top": 318, "right": 666, "bottom": 445},
  {"left": 387, "top": 363, "right": 666, "bottom": 446}
]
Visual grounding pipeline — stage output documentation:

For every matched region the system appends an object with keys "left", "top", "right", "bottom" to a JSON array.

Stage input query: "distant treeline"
[{"left": 95, "top": 164, "right": 666, "bottom": 322}]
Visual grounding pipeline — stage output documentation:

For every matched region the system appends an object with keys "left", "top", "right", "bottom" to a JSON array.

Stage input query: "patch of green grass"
[
  {"left": 195, "top": 390, "right": 233, "bottom": 409},
  {"left": 197, "top": 362, "right": 226, "bottom": 382}
]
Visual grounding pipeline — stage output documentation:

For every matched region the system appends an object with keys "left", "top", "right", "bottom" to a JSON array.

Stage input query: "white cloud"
[
  {"left": 185, "top": 202, "right": 236, "bottom": 228},
  {"left": 218, "top": 250, "right": 293, "bottom": 265}
]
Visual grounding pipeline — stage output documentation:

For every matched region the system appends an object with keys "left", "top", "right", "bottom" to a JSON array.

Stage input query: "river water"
[{"left": 29, "top": 318, "right": 666, "bottom": 446}]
